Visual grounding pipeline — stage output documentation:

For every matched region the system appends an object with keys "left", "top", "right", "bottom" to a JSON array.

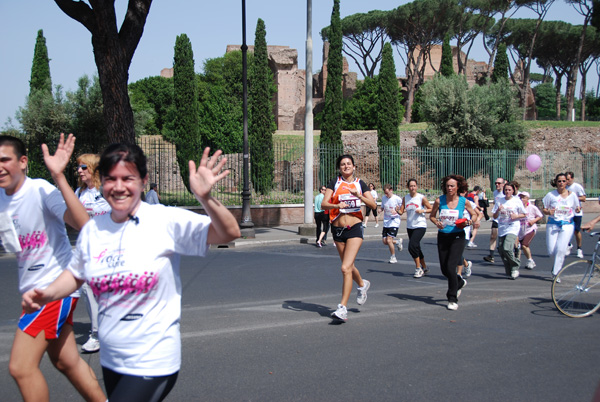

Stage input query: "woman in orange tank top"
[{"left": 321, "top": 154, "right": 376, "bottom": 322}]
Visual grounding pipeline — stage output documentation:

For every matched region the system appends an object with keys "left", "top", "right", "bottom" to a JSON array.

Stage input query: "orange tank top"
[{"left": 329, "top": 177, "right": 365, "bottom": 223}]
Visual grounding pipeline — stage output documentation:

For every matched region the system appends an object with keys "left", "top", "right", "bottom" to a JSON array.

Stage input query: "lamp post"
[
  {"left": 304, "top": 0, "right": 313, "bottom": 225},
  {"left": 240, "top": 0, "right": 255, "bottom": 238}
]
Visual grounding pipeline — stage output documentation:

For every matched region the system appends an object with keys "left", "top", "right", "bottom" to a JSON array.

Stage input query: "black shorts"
[
  {"left": 573, "top": 216, "right": 582, "bottom": 232},
  {"left": 332, "top": 223, "right": 364, "bottom": 243},
  {"left": 382, "top": 227, "right": 399, "bottom": 238},
  {"left": 492, "top": 221, "right": 498, "bottom": 229}
]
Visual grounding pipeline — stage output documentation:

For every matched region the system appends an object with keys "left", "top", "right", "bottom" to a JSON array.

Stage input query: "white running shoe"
[
  {"left": 467, "top": 242, "right": 477, "bottom": 248},
  {"left": 362, "top": 223, "right": 367, "bottom": 228},
  {"left": 374, "top": 224, "right": 379, "bottom": 228},
  {"left": 526, "top": 259, "right": 536, "bottom": 269},
  {"left": 447, "top": 302, "right": 458, "bottom": 311},
  {"left": 511, "top": 270, "right": 520, "bottom": 280},
  {"left": 81, "top": 335, "right": 100, "bottom": 353},
  {"left": 464, "top": 261, "right": 472, "bottom": 277},
  {"left": 577, "top": 248, "right": 584, "bottom": 258},
  {"left": 331, "top": 304, "right": 348, "bottom": 321},
  {"left": 414, "top": 267, "right": 424, "bottom": 278},
  {"left": 356, "top": 280, "right": 370, "bottom": 305},
  {"left": 457, "top": 278, "right": 467, "bottom": 298},
  {"left": 396, "top": 238, "right": 403, "bottom": 251},
  {"left": 389, "top": 255, "right": 397, "bottom": 264},
  {"left": 552, "top": 274, "right": 561, "bottom": 284}
]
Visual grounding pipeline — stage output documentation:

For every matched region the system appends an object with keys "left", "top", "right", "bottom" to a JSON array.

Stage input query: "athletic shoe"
[
  {"left": 374, "top": 224, "right": 379, "bottom": 228},
  {"left": 414, "top": 267, "right": 424, "bottom": 278},
  {"left": 511, "top": 270, "right": 520, "bottom": 280},
  {"left": 322, "top": 241, "right": 327, "bottom": 246},
  {"left": 82, "top": 335, "right": 100, "bottom": 353},
  {"left": 551, "top": 275, "right": 561, "bottom": 284},
  {"left": 526, "top": 259, "right": 536, "bottom": 269},
  {"left": 316, "top": 241, "right": 322, "bottom": 248},
  {"left": 567, "top": 243, "right": 573, "bottom": 254},
  {"left": 577, "top": 248, "right": 584, "bottom": 258},
  {"left": 464, "top": 261, "right": 472, "bottom": 277},
  {"left": 483, "top": 255, "right": 494, "bottom": 263},
  {"left": 362, "top": 223, "right": 367, "bottom": 228},
  {"left": 389, "top": 255, "right": 397, "bottom": 264},
  {"left": 422, "top": 267, "right": 429, "bottom": 276},
  {"left": 331, "top": 304, "right": 348, "bottom": 321},
  {"left": 396, "top": 239, "right": 403, "bottom": 251},
  {"left": 457, "top": 278, "right": 467, "bottom": 298},
  {"left": 467, "top": 242, "right": 477, "bottom": 248},
  {"left": 356, "top": 280, "right": 370, "bottom": 305},
  {"left": 447, "top": 302, "right": 458, "bottom": 311}
]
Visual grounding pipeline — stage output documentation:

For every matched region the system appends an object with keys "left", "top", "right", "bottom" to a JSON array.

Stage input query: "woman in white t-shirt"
[
  {"left": 400, "top": 179, "right": 432, "bottom": 278},
  {"left": 74, "top": 153, "right": 111, "bottom": 353},
  {"left": 492, "top": 181, "right": 527, "bottom": 279},
  {"left": 542, "top": 173, "right": 581, "bottom": 280},
  {"left": 363, "top": 183, "right": 379, "bottom": 228},
  {"left": 23, "top": 144, "right": 241, "bottom": 401}
]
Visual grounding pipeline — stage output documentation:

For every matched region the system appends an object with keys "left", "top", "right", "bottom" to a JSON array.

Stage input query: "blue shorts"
[
  {"left": 382, "top": 227, "right": 399, "bottom": 238},
  {"left": 332, "top": 223, "right": 363, "bottom": 243},
  {"left": 18, "top": 297, "right": 77, "bottom": 339},
  {"left": 573, "top": 216, "right": 582, "bottom": 232}
]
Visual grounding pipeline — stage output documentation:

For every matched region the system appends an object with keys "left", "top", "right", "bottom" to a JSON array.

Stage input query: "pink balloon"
[{"left": 526, "top": 154, "right": 541, "bottom": 172}]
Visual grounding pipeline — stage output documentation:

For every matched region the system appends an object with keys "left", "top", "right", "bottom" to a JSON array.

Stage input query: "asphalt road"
[{"left": 0, "top": 230, "right": 599, "bottom": 401}]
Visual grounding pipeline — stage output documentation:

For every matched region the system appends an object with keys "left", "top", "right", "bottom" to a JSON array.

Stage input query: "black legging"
[
  {"left": 478, "top": 199, "right": 489, "bottom": 220},
  {"left": 314, "top": 211, "right": 329, "bottom": 241},
  {"left": 102, "top": 367, "right": 179, "bottom": 402},
  {"left": 407, "top": 227, "right": 426, "bottom": 259},
  {"left": 437, "top": 231, "right": 466, "bottom": 303}
]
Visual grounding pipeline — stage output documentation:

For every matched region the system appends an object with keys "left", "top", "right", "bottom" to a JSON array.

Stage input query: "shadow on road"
[{"left": 387, "top": 293, "right": 443, "bottom": 307}]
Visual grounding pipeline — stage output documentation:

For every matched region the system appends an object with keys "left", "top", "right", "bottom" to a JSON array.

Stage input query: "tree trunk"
[{"left": 554, "top": 72, "right": 563, "bottom": 120}]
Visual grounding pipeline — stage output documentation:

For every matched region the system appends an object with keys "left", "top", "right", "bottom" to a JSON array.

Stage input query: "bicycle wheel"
[{"left": 552, "top": 260, "right": 600, "bottom": 318}]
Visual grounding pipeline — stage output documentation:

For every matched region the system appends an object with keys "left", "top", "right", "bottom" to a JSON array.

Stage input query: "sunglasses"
[{"left": 77, "top": 164, "right": 88, "bottom": 170}]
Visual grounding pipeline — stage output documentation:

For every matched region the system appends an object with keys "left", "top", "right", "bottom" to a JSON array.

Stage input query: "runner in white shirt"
[
  {"left": 0, "top": 134, "right": 105, "bottom": 402},
  {"left": 74, "top": 153, "right": 111, "bottom": 354},
  {"left": 23, "top": 144, "right": 241, "bottom": 402},
  {"left": 492, "top": 181, "right": 527, "bottom": 279},
  {"left": 566, "top": 171, "right": 586, "bottom": 258},
  {"left": 380, "top": 184, "right": 403, "bottom": 264},
  {"left": 543, "top": 173, "right": 581, "bottom": 280},
  {"left": 363, "top": 182, "right": 379, "bottom": 228},
  {"left": 401, "top": 179, "right": 432, "bottom": 278},
  {"left": 484, "top": 178, "right": 505, "bottom": 263}
]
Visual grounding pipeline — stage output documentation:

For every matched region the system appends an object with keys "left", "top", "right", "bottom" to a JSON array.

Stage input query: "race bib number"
[
  {"left": 439, "top": 209, "right": 459, "bottom": 227},
  {"left": 554, "top": 205, "right": 573, "bottom": 221},
  {"left": 405, "top": 203, "right": 418, "bottom": 212},
  {"left": 339, "top": 193, "right": 361, "bottom": 213},
  {"left": 498, "top": 208, "right": 514, "bottom": 224}
]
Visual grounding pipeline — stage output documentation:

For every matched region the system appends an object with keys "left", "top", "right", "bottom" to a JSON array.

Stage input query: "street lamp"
[{"left": 240, "top": 0, "right": 255, "bottom": 238}]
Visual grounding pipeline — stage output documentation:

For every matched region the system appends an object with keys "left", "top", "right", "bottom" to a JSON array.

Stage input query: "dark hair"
[
  {"left": 441, "top": 175, "right": 468, "bottom": 195},
  {"left": 150, "top": 183, "right": 157, "bottom": 190},
  {"left": 336, "top": 154, "right": 355, "bottom": 170},
  {"left": 473, "top": 185, "right": 481, "bottom": 192},
  {"left": 98, "top": 143, "right": 148, "bottom": 179},
  {"left": 383, "top": 183, "right": 393, "bottom": 191},
  {"left": 407, "top": 178, "right": 417, "bottom": 187},
  {"left": 503, "top": 181, "right": 518, "bottom": 195},
  {"left": 566, "top": 171, "right": 575, "bottom": 179},
  {"left": 0, "top": 135, "right": 27, "bottom": 158},
  {"left": 368, "top": 182, "right": 375, "bottom": 189},
  {"left": 550, "top": 173, "right": 567, "bottom": 187}
]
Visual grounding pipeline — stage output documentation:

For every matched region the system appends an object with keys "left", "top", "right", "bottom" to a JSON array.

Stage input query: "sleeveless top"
[
  {"left": 438, "top": 195, "right": 466, "bottom": 234},
  {"left": 327, "top": 177, "right": 367, "bottom": 223}
]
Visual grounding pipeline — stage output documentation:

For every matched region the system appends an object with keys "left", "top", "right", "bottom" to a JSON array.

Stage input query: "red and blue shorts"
[{"left": 18, "top": 297, "right": 78, "bottom": 339}]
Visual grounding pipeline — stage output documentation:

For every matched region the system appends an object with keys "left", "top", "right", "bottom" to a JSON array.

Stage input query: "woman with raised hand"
[
  {"left": 23, "top": 144, "right": 240, "bottom": 402},
  {"left": 429, "top": 175, "right": 480, "bottom": 311},
  {"left": 322, "top": 154, "right": 376, "bottom": 322}
]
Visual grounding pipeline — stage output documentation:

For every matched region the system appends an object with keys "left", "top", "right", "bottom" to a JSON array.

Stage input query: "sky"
[{"left": 0, "top": 0, "right": 589, "bottom": 127}]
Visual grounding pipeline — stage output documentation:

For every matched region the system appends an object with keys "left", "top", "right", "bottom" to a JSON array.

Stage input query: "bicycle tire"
[{"left": 552, "top": 260, "right": 600, "bottom": 318}]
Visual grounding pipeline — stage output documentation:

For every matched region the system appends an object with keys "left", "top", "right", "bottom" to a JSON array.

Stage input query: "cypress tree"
[
  {"left": 377, "top": 42, "right": 401, "bottom": 187},
  {"left": 491, "top": 43, "right": 509, "bottom": 83},
  {"left": 172, "top": 33, "right": 201, "bottom": 193},
  {"left": 319, "top": 0, "right": 344, "bottom": 184},
  {"left": 249, "top": 18, "right": 276, "bottom": 195},
  {"left": 440, "top": 33, "right": 454, "bottom": 77},
  {"left": 30, "top": 29, "right": 52, "bottom": 95}
]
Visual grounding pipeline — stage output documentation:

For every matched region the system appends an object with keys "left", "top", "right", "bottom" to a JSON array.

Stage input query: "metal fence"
[{"left": 137, "top": 136, "right": 600, "bottom": 205}]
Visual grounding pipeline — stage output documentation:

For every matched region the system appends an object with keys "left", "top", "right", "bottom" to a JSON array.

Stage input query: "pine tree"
[
  {"left": 320, "top": 0, "right": 344, "bottom": 184},
  {"left": 377, "top": 42, "right": 401, "bottom": 187},
  {"left": 491, "top": 43, "right": 509, "bottom": 83},
  {"left": 172, "top": 33, "right": 201, "bottom": 193},
  {"left": 249, "top": 18, "right": 276, "bottom": 195},
  {"left": 440, "top": 33, "right": 454, "bottom": 77},
  {"left": 30, "top": 29, "right": 52, "bottom": 95}
]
